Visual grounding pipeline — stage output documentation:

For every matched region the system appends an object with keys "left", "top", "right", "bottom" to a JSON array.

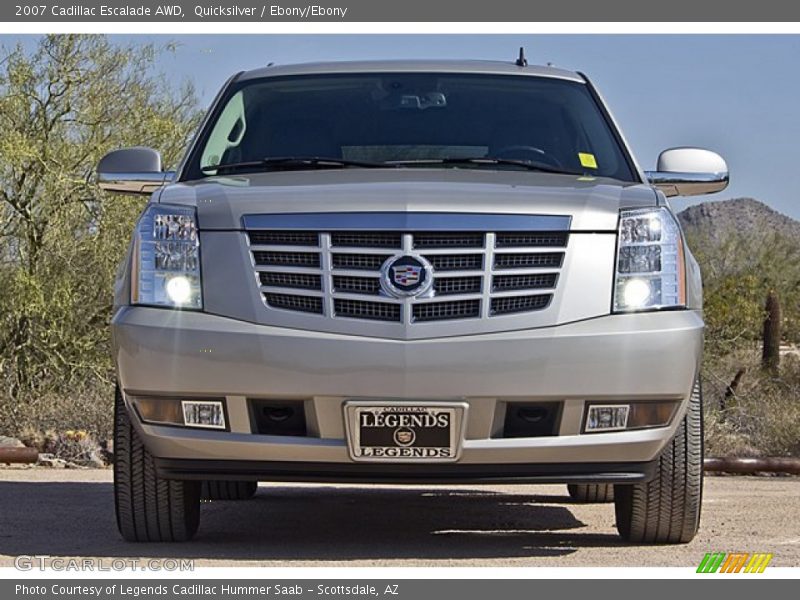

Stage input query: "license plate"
[{"left": 344, "top": 402, "right": 467, "bottom": 463}]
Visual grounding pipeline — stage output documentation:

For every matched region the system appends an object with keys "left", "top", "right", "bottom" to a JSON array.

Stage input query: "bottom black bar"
[{"left": 154, "top": 458, "right": 657, "bottom": 485}]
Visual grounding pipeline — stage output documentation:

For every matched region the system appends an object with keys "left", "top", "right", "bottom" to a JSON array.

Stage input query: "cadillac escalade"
[{"left": 98, "top": 58, "right": 729, "bottom": 544}]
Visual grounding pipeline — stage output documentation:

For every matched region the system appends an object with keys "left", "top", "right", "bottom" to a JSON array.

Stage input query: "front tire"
[
  {"left": 614, "top": 379, "right": 704, "bottom": 544},
  {"left": 114, "top": 386, "right": 201, "bottom": 542},
  {"left": 567, "top": 484, "right": 614, "bottom": 503}
]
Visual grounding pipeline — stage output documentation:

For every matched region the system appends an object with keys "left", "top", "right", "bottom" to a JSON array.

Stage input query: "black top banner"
[{"left": 6, "top": 0, "right": 800, "bottom": 22}]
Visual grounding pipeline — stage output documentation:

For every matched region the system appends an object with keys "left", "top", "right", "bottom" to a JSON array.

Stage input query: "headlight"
[
  {"left": 613, "top": 207, "right": 685, "bottom": 312},
  {"left": 131, "top": 204, "right": 202, "bottom": 309}
]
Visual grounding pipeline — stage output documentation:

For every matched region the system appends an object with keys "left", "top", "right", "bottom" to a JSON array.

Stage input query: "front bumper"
[{"left": 112, "top": 307, "right": 703, "bottom": 481}]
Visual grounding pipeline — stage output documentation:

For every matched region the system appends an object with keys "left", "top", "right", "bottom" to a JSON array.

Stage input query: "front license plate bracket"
[{"left": 344, "top": 401, "right": 468, "bottom": 463}]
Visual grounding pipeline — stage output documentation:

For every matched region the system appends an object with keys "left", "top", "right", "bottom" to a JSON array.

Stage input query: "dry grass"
[
  {"left": 0, "top": 381, "right": 114, "bottom": 445},
  {"left": 703, "top": 348, "right": 800, "bottom": 457}
]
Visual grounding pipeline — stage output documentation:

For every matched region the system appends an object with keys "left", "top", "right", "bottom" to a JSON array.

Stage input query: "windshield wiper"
[
  {"left": 384, "top": 157, "right": 584, "bottom": 176},
  {"left": 202, "top": 155, "right": 586, "bottom": 176},
  {"left": 202, "top": 156, "right": 387, "bottom": 174}
]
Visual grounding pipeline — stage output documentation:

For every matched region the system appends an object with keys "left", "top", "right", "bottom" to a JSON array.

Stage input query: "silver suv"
[{"left": 99, "top": 58, "right": 728, "bottom": 544}]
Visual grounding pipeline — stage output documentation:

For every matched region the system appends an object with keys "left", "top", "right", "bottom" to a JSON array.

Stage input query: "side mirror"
[
  {"left": 645, "top": 147, "right": 729, "bottom": 197},
  {"left": 97, "top": 147, "right": 175, "bottom": 195}
]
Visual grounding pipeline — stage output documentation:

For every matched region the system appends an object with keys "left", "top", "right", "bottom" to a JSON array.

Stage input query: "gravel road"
[{"left": 0, "top": 468, "right": 797, "bottom": 567}]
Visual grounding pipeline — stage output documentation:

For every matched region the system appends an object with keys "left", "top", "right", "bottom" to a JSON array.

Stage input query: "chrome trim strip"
[
  {"left": 644, "top": 171, "right": 729, "bottom": 184},
  {"left": 243, "top": 212, "right": 572, "bottom": 231},
  {"left": 644, "top": 171, "right": 729, "bottom": 197},
  {"left": 97, "top": 171, "right": 175, "bottom": 195}
]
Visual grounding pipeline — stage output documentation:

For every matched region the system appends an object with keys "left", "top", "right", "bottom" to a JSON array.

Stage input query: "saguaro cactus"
[{"left": 761, "top": 290, "right": 781, "bottom": 372}]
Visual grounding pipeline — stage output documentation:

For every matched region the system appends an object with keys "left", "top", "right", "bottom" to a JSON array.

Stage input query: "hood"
[{"left": 158, "top": 169, "right": 658, "bottom": 231}]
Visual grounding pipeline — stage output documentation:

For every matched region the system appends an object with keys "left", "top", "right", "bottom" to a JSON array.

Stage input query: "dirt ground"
[{"left": 0, "top": 468, "right": 797, "bottom": 567}]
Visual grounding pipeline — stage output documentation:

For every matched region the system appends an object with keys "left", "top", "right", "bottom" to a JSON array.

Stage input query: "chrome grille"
[
  {"left": 265, "top": 293, "right": 323, "bottom": 314},
  {"left": 249, "top": 231, "right": 319, "bottom": 246},
  {"left": 253, "top": 251, "right": 320, "bottom": 268},
  {"left": 333, "top": 275, "right": 381, "bottom": 295},
  {"left": 491, "top": 294, "right": 551, "bottom": 315},
  {"left": 331, "top": 253, "right": 391, "bottom": 270},
  {"left": 414, "top": 232, "right": 484, "bottom": 249},
  {"left": 331, "top": 232, "right": 402, "bottom": 248},
  {"left": 492, "top": 273, "right": 557, "bottom": 292},
  {"left": 434, "top": 276, "right": 483, "bottom": 296},
  {"left": 260, "top": 272, "right": 322, "bottom": 290},
  {"left": 413, "top": 299, "right": 481, "bottom": 322},
  {"left": 247, "top": 226, "right": 566, "bottom": 325},
  {"left": 334, "top": 299, "right": 402, "bottom": 322},
  {"left": 494, "top": 252, "right": 563, "bottom": 269},
  {"left": 495, "top": 232, "right": 568, "bottom": 248},
  {"left": 425, "top": 254, "right": 483, "bottom": 271}
]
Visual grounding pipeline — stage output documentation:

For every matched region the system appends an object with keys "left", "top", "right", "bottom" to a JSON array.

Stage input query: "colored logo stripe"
[
  {"left": 720, "top": 553, "right": 748, "bottom": 573},
  {"left": 697, "top": 552, "right": 725, "bottom": 573},
  {"left": 697, "top": 552, "right": 773, "bottom": 573},
  {"left": 745, "top": 553, "right": 773, "bottom": 573}
]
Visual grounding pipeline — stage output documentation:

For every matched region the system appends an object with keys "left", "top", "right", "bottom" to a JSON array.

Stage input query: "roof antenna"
[{"left": 515, "top": 47, "right": 528, "bottom": 67}]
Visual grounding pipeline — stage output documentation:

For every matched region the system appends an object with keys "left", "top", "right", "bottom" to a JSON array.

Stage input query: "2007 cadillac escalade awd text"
[{"left": 98, "top": 58, "right": 729, "bottom": 544}]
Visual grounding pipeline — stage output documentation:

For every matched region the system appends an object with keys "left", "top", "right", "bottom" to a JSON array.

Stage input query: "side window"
[{"left": 200, "top": 91, "right": 247, "bottom": 174}]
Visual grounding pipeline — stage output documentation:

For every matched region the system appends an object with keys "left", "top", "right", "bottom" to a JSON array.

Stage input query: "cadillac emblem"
[
  {"left": 380, "top": 254, "right": 434, "bottom": 298},
  {"left": 392, "top": 264, "right": 422, "bottom": 286},
  {"left": 393, "top": 427, "right": 416, "bottom": 447}
]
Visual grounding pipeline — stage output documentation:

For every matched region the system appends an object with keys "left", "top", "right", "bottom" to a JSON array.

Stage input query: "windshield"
[{"left": 185, "top": 72, "right": 637, "bottom": 182}]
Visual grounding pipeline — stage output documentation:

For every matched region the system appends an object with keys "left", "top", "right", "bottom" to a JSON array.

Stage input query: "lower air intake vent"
[
  {"left": 249, "top": 399, "right": 308, "bottom": 436},
  {"left": 502, "top": 402, "right": 562, "bottom": 438}
]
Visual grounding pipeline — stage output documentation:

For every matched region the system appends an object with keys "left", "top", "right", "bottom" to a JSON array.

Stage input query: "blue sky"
[{"left": 9, "top": 34, "right": 800, "bottom": 218}]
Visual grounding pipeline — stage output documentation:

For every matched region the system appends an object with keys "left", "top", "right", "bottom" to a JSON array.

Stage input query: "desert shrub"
[
  {"left": 703, "top": 350, "right": 800, "bottom": 457},
  {"left": 0, "top": 383, "right": 114, "bottom": 442},
  {"left": 0, "top": 35, "right": 199, "bottom": 440}
]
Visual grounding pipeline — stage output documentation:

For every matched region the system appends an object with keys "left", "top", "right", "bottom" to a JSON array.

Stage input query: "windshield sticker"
[{"left": 578, "top": 152, "right": 598, "bottom": 169}]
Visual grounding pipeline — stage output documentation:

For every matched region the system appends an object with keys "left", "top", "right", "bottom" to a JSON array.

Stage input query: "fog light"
[
  {"left": 181, "top": 400, "right": 226, "bottom": 429},
  {"left": 585, "top": 404, "right": 629, "bottom": 432},
  {"left": 584, "top": 401, "right": 679, "bottom": 433}
]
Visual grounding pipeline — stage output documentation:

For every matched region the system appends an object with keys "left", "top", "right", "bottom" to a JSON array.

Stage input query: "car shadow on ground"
[{"left": 0, "top": 481, "right": 628, "bottom": 561}]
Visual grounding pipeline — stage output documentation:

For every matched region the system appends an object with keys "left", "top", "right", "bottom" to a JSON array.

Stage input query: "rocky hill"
[{"left": 677, "top": 198, "right": 800, "bottom": 243}]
